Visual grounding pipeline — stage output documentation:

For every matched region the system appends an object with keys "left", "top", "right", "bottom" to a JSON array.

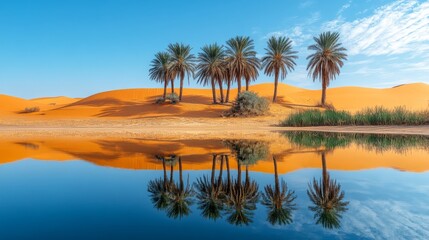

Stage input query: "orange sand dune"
[
  {"left": 1, "top": 137, "right": 428, "bottom": 174},
  {"left": 1, "top": 83, "right": 427, "bottom": 121}
]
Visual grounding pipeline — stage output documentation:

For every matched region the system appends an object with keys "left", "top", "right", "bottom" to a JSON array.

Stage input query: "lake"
[{"left": 0, "top": 132, "right": 428, "bottom": 239}]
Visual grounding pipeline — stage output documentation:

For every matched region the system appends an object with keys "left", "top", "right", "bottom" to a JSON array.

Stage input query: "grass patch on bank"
[{"left": 281, "top": 106, "right": 429, "bottom": 127}]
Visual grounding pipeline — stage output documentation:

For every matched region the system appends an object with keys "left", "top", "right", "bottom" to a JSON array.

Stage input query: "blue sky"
[{"left": 0, "top": 0, "right": 428, "bottom": 98}]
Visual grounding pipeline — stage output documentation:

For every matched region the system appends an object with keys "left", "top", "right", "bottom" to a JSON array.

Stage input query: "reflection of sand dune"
[
  {"left": 1, "top": 137, "right": 428, "bottom": 174},
  {"left": 1, "top": 83, "right": 428, "bottom": 119}
]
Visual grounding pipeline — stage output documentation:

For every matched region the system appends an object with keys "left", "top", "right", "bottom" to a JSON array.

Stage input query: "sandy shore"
[{"left": 1, "top": 118, "right": 428, "bottom": 138}]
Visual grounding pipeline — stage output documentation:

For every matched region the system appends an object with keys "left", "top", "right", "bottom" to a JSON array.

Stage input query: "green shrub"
[
  {"left": 224, "top": 91, "right": 269, "bottom": 117},
  {"left": 281, "top": 106, "right": 428, "bottom": 126}
]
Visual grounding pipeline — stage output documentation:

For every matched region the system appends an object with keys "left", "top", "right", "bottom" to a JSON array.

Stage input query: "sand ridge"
[{"left": 0, "top": 83, "right": 428, "bottom": 129}]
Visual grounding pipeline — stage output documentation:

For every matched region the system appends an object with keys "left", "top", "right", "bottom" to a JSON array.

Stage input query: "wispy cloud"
[
  {"left": 337, "top": 0, "right": 352, "bottom": 16},
  {"left": 263, "top": 12, "right": 320, "bottom": 47},
  {"left": 325, "top": 0, "right": 429, "bottom": 56},
  {"left": 299, "top": 0, "right": 314, "bottom": 9}
]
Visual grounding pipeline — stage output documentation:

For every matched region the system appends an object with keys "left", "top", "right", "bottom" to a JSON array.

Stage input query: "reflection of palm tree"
[
  {"left": 167, "top": 157, "right": 194, "bottom": 219},
  {"left": 147, "top": 155, "right": 172, "bottom": 210},
  {"left": 262, "top": 156, "right": 296, "bottom": 225},
  {"left": 224, "top": 153, "right": 259, "bottom": 226},
  {"left": 195, "top": 155, "right": 225, "bottom": 220},
  {"left": 307, "top": 152, "right": 348, "bottom": 229}
]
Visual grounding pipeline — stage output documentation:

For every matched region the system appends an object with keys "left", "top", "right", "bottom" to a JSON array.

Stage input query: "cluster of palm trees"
[
  {"left": 147, "top": 139, "right": 349, "bottom": 228},
  {"left": 150, "top": 31, "right": 347, "bottom": 105}
]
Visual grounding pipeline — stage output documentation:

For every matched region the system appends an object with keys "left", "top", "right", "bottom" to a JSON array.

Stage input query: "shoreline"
[{"left": 1, "top": 123, "right": 428, "bottom": 137}]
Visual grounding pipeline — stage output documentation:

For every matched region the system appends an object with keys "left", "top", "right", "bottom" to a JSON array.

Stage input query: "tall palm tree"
[
  {"left": 307, "top": 152, "right": 349, "bottom": 229},
  {"left": 167, "top": 156, "right": 194, "bottom": 219},
  {"left": 225, "top": 36, "right": 260, "bottom": 96},
  {"left": 168, "top": 43, "right": 196, "bottom": 101},
  {"left": 262, "top": 36, "right": 298, "bottom": 102},
  {"left": 261, "top": 156, "right": 296, "bottom": 225},
  {"left": 149, "top": 52, "right": 172, "bottom": 99},
  {"left": 307, "top": 32, "right": 347, "bottom": 106},
  {"left": 196, "top": 44, "right": 226, "bottom": 104}
]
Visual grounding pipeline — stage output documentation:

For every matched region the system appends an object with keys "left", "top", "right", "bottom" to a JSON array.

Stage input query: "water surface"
[{"left": 0, "top": 132, "right": 428, "bottom": 239}]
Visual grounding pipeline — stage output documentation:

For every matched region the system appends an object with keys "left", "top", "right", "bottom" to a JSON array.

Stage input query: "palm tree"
[
  {"left": 261, "top": 156, "right": 296, "bottom": 225},
  {"left": 196, "top": 44, "right": 226, "bottom": 104},
  {"left": 262, "top": 36, "right": 298, "bottom": 102},
  {"left": 307, "top": 152, "right": 349, "bottom": 229},
  {"left": 149, "top": 52, "right": 172, "bottom": 99},
  {"left": 167, "top": 156, "right": 194, "bottom": 219},
  {"left": 307, "top": 32, "right": 347, "bottom": 106},
  {"left": 168, "top": 43, "right": 196, "bottom": 101},
  {"left": 225, "top": 36, "right": 260, "bottom": 95}
]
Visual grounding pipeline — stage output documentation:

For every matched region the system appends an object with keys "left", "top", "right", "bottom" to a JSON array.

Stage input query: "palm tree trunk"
[
  {"left": 179, "top": 72, "right": 184, "bottom": 101},
  {"left": 171, "top": 78, "right": 175, "bottom": 94},
  {"left": 226, "top": 79, "right": 231, "bottom": 102},
  {"left": 237, "top": 72, "right": 242, "bottom": 95},
  {"left": 273, "top": 70, "right": 279, "bottom": 102},
  {"left": 211, "top": 154, "right": 217, "bottom": 185},
  {"left": 321, "top": 76, "right": 327, "bottom": 106},
  {"left": 211, "top": 78, "right": 217, "bottom": 104},
  {"left": 218, "top": 79, "right": 224, "bottom": 103},
  {"left": 245, "top": 78, "right": 250, "bottom": 91},
  {"left": 163, "top": 78, "right": 168, "bottom": 99}
]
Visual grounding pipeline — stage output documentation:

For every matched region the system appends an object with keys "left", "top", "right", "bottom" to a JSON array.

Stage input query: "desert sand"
[{"left": 0, "top": 83, "right": 428, "bottom": 135}]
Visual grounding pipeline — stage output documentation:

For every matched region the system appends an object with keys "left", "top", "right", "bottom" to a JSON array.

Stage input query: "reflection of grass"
[
  {"left": 283, "top": 131, "right": 429, "bottom": 153},
  {"left": 281, "top": 106, "right": 429, "bottom": 126}
]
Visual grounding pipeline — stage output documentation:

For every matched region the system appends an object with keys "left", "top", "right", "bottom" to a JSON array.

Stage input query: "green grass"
[{"left": 281, "top": 106, "right": 429, "bottom": 127}]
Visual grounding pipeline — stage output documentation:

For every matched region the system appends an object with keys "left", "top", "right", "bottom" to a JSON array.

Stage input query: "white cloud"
[
  {"left": 325, "top": 0, "right": 429, "bottom": 56},
  {"left": 338, "top": 0, "right": 352, "bottom": 16},
  {"left": 264, "top": 12, "right": 320, "bottom": 47}
]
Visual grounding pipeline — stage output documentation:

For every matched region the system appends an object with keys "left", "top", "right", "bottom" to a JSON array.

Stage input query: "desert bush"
[
  {"left": 22, "top": 106, "right": 40, "bottom": 113},
  {"left": 166, "top": 93, "right": 179, "bottom": 104},
  {"left": 223, "top": 91, "right": 269, "bottom": 117},
  {"left": 281, "top": 106, "right": 428, "bottom": 127},
  {"left": 155, "top": 97, "right": 165, "bottom": 104}
]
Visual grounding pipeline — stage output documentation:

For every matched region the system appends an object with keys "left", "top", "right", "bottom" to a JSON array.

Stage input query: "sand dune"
[{"left": 0, "top": 83, "right": 428, "bottom": 127}]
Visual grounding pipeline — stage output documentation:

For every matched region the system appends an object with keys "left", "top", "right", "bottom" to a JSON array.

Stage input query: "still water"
[{"left": 0, "top": 132, "right": 428, "bottom": 239}]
